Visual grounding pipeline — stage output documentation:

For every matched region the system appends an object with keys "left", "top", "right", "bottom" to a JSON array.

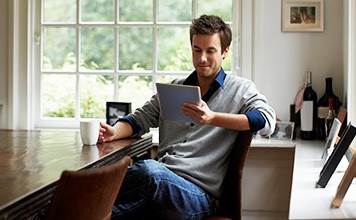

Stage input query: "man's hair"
[{"left": 190, "top": 15, "right": 232, "bottom": 53}]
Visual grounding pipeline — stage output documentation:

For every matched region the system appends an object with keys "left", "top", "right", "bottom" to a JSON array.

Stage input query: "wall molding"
[
  {"left": 7, "top": 0, "right": 31, "bottom": 130},
  {"left": 347, "top": 0, "right": 356, "bottom": 129}
]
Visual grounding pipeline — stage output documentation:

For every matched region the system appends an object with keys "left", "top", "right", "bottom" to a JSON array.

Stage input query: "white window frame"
[
  {"left": 5, "top": 0, "right": 243, "bottom": 130},
  {"left": 30, "top": 0, "right": 241, "bottom": 129}
]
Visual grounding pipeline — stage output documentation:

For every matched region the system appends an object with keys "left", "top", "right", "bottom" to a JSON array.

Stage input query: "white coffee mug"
[{"left": 80, "top": 120, "right": 100, "bottom": 145}]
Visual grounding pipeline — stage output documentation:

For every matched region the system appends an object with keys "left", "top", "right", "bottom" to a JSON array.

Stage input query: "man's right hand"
[
  {"left": 98, "top": 122, "right": 116, "bottom": 143},
  {"left": 98, "top": 120, "right": 134, "bottom": 143}
]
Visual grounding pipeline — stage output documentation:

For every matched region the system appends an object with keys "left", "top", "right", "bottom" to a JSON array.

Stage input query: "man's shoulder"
[
  {"left": 171, "top": 78, "right": 185, "bottom": 84},
  {"left": 225, "top": 74, "right": 253, "bottom": 86}
]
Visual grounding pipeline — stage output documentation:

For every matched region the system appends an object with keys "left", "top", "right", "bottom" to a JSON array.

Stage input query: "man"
[{"left": 99, "top": 15, "right": 276, "bottom": 219}]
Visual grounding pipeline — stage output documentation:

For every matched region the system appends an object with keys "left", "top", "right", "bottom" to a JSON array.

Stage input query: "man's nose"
[{"left": 199, "top": 52, "right": 207, "bottom": 62}]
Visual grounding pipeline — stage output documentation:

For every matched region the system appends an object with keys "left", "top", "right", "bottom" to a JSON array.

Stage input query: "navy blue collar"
[{"left": 183, "top": 68, "right": 226, "bottom": 102}]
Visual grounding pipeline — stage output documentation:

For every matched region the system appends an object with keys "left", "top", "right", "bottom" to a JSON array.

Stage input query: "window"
[{"left": 34, "top": 0, "right": 238, "bottom": 128}]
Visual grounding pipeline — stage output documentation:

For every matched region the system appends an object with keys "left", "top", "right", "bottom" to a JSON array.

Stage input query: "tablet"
[{"left": 156, "top": 83, "right": 201, "bottom": 122}]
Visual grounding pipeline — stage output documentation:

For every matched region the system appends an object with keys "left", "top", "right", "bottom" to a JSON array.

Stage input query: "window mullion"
[
  {"left": 76, "top": 0, "right": 81, "bottom": 120},
  {"left": 232, "top": 0, "right": 241, "bottom": 76},
  {"left": 152, "top": 0, "right": 159, "bottom": 93},
  {"left": 192, "top": 0, "right": 198, "bottom": 18},
  {"left": 114, "top": 0, "right": 119, "bottom": 101}
]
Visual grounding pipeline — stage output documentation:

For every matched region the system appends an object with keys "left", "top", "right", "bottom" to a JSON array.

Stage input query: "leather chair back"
[
  {"left": 207, "top": 131, "right": 253, "bottom": 220},
  {"left": 46, "top": 156, "right": 131, "bottom": 220}
]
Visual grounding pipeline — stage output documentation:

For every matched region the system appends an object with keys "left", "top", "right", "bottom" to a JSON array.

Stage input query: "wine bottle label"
[
  {"left": 317, "top": 106, "right": 329, "bottom": 119},
  {"left": 301, "top": 101, "right": 314, "bottom": 131}
]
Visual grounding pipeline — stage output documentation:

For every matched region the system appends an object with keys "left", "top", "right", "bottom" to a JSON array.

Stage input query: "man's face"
[{"left": 191, "top": 33, "right": 229, "bottom": 79}]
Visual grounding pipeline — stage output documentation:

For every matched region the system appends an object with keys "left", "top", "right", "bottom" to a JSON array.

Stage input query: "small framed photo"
[
  {"left": 106, "top": 102, "right": 132, "bottom": 126},
  {"left": 270, "top": 121, "right": 295, "bottom": 141},
  {"left": 282, "top": 0, "right": 324, "bottom": 32}
]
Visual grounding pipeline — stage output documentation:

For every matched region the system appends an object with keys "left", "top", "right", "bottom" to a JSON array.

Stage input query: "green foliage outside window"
[{"left": 41, "top": 0, "right": 233, "bottom": 120}]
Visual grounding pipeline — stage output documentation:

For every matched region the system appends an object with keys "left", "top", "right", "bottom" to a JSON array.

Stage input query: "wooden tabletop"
[{"left": 0, "top": 129, "right": 152, "bottom": 219}]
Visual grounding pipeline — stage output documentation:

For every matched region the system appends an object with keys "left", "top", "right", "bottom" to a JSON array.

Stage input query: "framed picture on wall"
[{"left": 282, "top": 0, "right": 324, "bottom": 32}]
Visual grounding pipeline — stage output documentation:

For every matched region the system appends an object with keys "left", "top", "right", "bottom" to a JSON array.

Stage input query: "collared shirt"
[
  {"left": 119, "top": 68, "right": 266, "bottom": 134},
  {"left": 183, "top": 68, "right": 226, "bottom": 102}
]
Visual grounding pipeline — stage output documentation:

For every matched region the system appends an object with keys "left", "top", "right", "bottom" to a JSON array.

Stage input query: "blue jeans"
[{"left": 111, "top": 159, "right": 215, "bottom": 220}]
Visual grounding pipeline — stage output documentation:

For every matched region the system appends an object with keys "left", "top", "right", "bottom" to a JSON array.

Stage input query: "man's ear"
[{"left": 222, "top": 46, "right": 230, "bottom": 59}]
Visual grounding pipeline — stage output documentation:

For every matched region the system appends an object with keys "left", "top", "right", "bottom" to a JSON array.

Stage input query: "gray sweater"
[{"left": 130, "top": 74, "right": 276, "bottom": 197}]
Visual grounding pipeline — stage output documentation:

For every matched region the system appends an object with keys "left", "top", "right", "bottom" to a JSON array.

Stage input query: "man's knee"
[{"left": 133, "top": 159, "right": 167, "bottom": 181}]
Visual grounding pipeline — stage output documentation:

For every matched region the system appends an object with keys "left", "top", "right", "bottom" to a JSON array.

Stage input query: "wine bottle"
[
  {"left": 316, "top": 78, "right": 342, "bottom": 140},
  {"left": 300, "top": 71, "right": 317, "bottom": 140},
  {"left": 325, "top": 98, "right": 337, "bottom": 139}
]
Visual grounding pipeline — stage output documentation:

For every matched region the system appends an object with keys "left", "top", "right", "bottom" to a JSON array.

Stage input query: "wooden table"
[{"left": 0, "top": 129, "right": 152, "bottom": 220}]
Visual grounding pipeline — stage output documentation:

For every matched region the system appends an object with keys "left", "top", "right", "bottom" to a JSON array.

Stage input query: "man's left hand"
[{"left": 180, "top": 101, "right": 215, "bottom": 124}]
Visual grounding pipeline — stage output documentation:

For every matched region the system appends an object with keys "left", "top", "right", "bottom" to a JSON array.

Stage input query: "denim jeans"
[{"left": 111, "top": 159, "right": 215, "bottom": 220}]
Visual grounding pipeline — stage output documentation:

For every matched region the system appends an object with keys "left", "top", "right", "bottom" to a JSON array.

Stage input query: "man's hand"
[
  {"left": 181, "top": 101, "right": 251, "bottom": 131},
  {"left": 180, "top": 101, "right": 215, "bottom": 124},
  {"left": 98, "top": 122, "right": 116, "bottom": 143}
]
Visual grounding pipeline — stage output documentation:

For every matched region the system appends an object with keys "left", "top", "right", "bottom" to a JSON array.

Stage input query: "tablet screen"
[{"left": 156, "top": 83, "right": 201, "bottom": 122}]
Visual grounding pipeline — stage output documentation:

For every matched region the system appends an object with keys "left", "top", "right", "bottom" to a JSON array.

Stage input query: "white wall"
[
  {"left": 1, "top": 0, "right": 30, "bottom": 130},
  {"left": 0, "top": 0, "right": 8, "bottom": 128},
  {"left": 247, "top": 0, "right": 344, "bottom": 121}
]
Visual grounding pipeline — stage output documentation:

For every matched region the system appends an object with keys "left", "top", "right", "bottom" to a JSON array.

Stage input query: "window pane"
[
  {"left": 118, "top": 27, "right": 152, "bottom": 70},
  {"left": 118, "top": 76, "right": 153, "bottom": 111},
  {"left": 198, "top": 0, "right": 232, "bottom": 21},
  {"left": 80, "top": 75, "right": 115, "bottom": 118},
  {"left": 42, "top": 74, "right": 76, "bottom": 118},
  {"left": 158, "top": 0, "right": 192, "bottom": 21},
  {"left": 43, "top": 0, "right": 76, "bottom": 23},
  {"left": 119, "top": 0, "right": 153, "bottom": 22},
  {"left": 81, "top": 27, "right": 114, "bottom": 70},
  {"left": 43, "top": 27, "right": 76, "bottom": 71},
  {"left": 81, "top": 0, "right": 114, "bottom": 22},
  {"left": 158, "top": 28, "right": 192, "bottom": 71}
]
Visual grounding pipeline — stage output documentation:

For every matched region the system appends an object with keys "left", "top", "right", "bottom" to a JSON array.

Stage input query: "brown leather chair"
[
  {"left": 207, "top": 131, "right": 254, "bottom": 220},
  {"left": 46, "top": 156, "right": 131, "bottom": 220}
]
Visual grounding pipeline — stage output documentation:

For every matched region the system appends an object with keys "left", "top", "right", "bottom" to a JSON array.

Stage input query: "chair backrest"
[
  {"left": 46, "top": 156, "right": 131, "bottom": 220},
  {"left": 218, "top": 131, "right": 253, "bottom": 220}
]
